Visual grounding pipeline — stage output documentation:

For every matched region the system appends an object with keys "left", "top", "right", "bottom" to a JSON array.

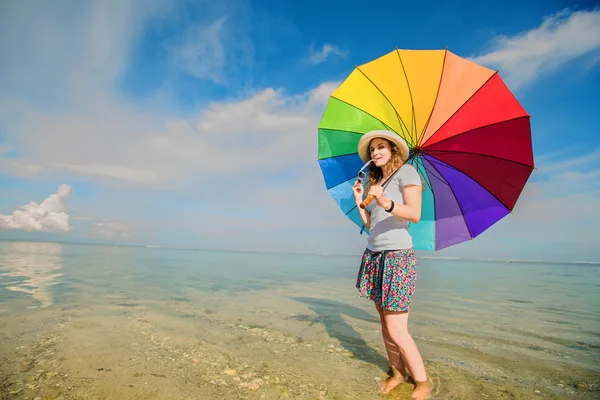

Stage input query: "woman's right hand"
[{"left": 352, "top": 179, "right": 364, "bottom": 203}]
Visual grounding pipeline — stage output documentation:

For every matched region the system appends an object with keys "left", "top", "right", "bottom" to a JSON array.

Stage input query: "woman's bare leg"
[
  {"left": 383, "top": 309, "right": 430, "bottom": 399},
  {"left": 375, "top": 303, "right": 408, "bottom": 393}
]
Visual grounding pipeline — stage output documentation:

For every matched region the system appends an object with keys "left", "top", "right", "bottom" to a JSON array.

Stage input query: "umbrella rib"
[
  {"left": 418, "top": 158, "right": 452, "bottom": 189},
  {"left": 424, "top": 149, "right": 534, "bottom": 168},
  {"left": 319, "top": 150, "right": 362, "bottom": 162},
  {"left": 396, "top": 48, "right": 417, "bottom": 146},
  {"left": 345, "top": 204, "right": 357, "bottom": 217},
  {"left": 321, "top": 152, "right": 359, "bottom": 161},
  {"left": 353, "top": 67, "right": 414, "bottom": 147},
  {"left": 329, "top": 96, "right": 397, "bottom": 133},
  {"left": 424, "top": 157, "right": 475, "bottom": 240},
  {"left": 318, "top": 129, "right": 363, "bottom": 160},
  {"left": 425, "top": 155, "right": 515, "bottom": 211},
  {"left": 421, "top": 115, "right": 531, "bottom": 151},
  {"left": 420, "top": 71, "right": 503, "bottom": 148},
  {"left": 327, "top": 175, "right": 357, "bottom": 192},
  {"left": 319, "top": 128, "right": 368, "bottom": 136},
  {"left": 416, "top": 49, "right": 448, "bottom": 147},
  {"left": 409, "top": 157, "right": 436, "bottom": 191}
]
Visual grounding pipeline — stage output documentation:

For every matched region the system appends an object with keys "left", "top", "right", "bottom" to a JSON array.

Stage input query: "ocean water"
[{"left": 1, "top": 240, "right": 599, "bottom": 399}]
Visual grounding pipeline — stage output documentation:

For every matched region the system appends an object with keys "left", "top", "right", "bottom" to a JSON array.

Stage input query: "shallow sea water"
[{"left": 0, "top": 241, "right": 599, "bottom": 399}]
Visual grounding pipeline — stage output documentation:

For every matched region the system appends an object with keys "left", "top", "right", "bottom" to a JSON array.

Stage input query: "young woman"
[{"left": 352, "top": 130, "right": 430, "bottom": 399}]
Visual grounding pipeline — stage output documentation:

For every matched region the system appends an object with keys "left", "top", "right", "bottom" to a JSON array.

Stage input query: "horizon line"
[{"left": 0, "top": 238, "right": 599, "bottom": 265}]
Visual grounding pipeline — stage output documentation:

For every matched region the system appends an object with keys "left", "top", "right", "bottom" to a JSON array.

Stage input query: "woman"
[{"left": 352, "top": 130, "right": 430, "bottom": 399}]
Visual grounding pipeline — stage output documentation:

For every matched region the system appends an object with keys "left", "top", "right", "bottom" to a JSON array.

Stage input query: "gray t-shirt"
[{"left": 367, "top": 163, "right": 422, "bottom": 251}]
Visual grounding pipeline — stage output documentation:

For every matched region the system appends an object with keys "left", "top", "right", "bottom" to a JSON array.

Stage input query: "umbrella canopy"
[{"left": 317, "top": 48, "right": 534, "bottom": 251}]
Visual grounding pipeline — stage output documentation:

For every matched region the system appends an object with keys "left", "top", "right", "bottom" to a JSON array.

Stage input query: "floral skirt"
[{"left": 356, "top": 247, "right": 418, "bottom": 312}]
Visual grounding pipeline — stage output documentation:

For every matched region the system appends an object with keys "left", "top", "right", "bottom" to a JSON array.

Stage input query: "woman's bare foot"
[
  {"left": 379, "top": 374, "right": 407, "bottom": 394},
  {"left": 379, "top": 366, "right": 407, "bottom": 394},
  {"left": 411, "top": 380, "right": 431, "bottom": 400}
]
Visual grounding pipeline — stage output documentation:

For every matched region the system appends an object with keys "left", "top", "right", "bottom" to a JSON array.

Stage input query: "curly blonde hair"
[{"left": 365, "top": 139, "right": 406, "bottom": 194}]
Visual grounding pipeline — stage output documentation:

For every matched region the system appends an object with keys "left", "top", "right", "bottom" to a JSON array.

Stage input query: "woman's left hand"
[{"left": 368, "top": 185, "right": 385, "bottom": 206}]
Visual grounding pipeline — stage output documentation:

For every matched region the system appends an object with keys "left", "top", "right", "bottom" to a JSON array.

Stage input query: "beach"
[{"left": 1, "top": 241, "right": 599, "bottom": 399}]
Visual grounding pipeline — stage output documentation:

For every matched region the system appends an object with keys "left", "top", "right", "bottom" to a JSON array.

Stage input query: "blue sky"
[{"left": 1, "top": 0, "right": 599, "bottom": 261}]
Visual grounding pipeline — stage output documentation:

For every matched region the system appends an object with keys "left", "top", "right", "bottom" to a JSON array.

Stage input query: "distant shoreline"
[{"left": 1, "top": 238, "right": 599, "bottom": 265}]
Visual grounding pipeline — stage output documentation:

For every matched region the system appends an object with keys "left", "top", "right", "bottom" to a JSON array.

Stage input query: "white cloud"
[
  {"left": 521, "top": 149, "right": 600, "bottom": 220},
  {"left": 531, "top": 147, "right": 600, "bottom": 196},
  {"left": 0, "top": 184, "right": 73, "bottom": 233},
  {"left": 309, "top": 44, "right": 347, "bottom": 65},
  {"left": 470, "top": 8, "right": 600, "bottom": 90},
  {"left": 92, "top": 222, "right": 132, "bottom": 238},
  {"left": 307, "top": 81, "right": 340, "bottom": 106},
  {"left": 1, "top": 79, "right": 338, "bottom": 185},
  {"left": 535, "top": 147, "right": 600, "bottom": 174},
  {"left": 72, "top": 217, "right": 93, "bottom": 221},
  {"left": 0, "top": 0, "right": 339, "bottom": 187},
  {"left": 164, "top": 1, "right": 255, "bottom": 87},
  {"left": 0, "top": 157, "right": 43, "bottom": 177},
  {"left": 168, "top": 17, "right": 227, "bottom": 83}
]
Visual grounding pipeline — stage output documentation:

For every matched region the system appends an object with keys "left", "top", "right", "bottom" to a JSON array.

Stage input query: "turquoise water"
[
  {"left": 1, "top": 240, "right": 599, "bottom": 398},
  {"left": 1, "top": 241, "right": 599, "bottom": 348}
]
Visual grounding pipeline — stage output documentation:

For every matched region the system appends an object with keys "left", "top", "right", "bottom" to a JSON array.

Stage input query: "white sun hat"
[{"left": 357, "top": 130, "right": 410, "bottom": 162}]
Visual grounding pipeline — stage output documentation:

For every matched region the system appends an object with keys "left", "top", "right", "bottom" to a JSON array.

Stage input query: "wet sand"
[{"left": 1, "top": 291, "right": 598, "bottom": 400}]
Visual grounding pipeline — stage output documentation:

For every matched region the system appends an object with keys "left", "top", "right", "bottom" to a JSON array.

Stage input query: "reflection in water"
[{"left": 0, "top": 241, "right": 63, "bottom": 308}]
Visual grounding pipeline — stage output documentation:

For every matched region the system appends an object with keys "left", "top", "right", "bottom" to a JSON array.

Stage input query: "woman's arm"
[
  {"left": 356, "top": 200, "right": 371, "bottom": 230},
  {"left": 379, "top": 184, "right": 422, "bottom": 223},
  {"left": 353, "top": 179, "right": 372, "bottom": 230}
]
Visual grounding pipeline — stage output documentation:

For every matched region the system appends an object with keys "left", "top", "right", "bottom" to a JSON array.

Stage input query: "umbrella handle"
[{"left": 359, "top": 194, "right": 375, "bottom": 209}]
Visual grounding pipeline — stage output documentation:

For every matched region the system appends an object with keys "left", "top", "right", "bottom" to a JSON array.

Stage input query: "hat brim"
[{"left": 357, "top": 130, "right": 410, "bottom": 163}]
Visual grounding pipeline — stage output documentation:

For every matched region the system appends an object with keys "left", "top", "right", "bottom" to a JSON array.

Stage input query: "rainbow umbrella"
[{"left": 317, "top": 48, "right": 534, "bottom": 251}]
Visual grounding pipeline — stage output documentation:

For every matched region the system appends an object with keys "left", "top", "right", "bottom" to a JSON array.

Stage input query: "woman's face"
[{"left": 369, "top": 138, "right": 392, "bottom": 167}]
